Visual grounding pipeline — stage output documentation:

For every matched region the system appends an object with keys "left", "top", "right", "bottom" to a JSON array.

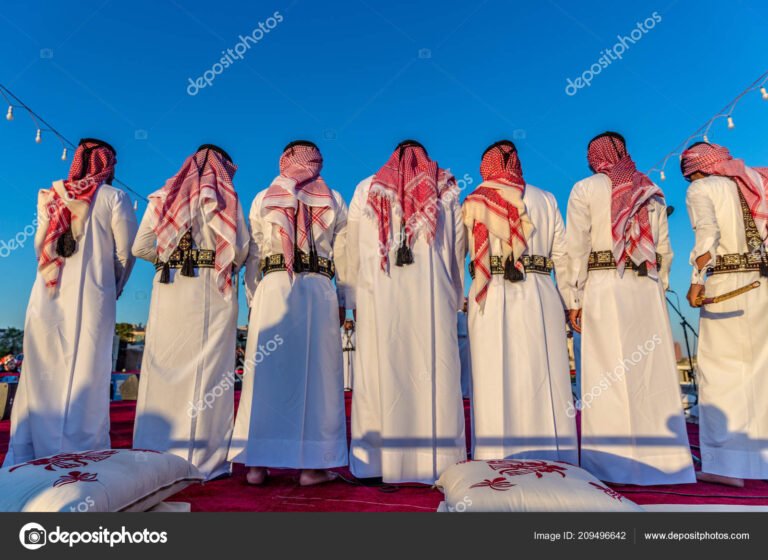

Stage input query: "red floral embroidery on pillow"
[
  {"left": 53, "top": 471, "right": 99, "bottom": 487},
  {"left": 486, "top": 460, "right": 568, "bottom": 479},
  {"left": 588, "top": 481, "right": 625, "bottom": 501},
  {"left": 470, "top": 477, "right": 516, "bottom": 491},
  {"left": 9, "top": 450, "right": 119, "bottom": 472}
]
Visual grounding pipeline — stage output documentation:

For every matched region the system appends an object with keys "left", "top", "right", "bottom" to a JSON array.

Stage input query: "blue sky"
[{"left": 1, "top": 0, "right": 767, "bottom": 349}]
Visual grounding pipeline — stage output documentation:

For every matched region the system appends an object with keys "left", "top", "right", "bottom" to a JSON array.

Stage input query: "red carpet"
[{"left": 2, "top": 393, "right": 768, "bottom": 511}]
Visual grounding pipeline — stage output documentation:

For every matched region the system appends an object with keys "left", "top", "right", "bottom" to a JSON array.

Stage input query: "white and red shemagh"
[
  {"left": 463, "top": 144, "right": 532, "bottom": 309},
  {"left": 148, "top": 149, "right": 239, "bottom": 298},
  {"left": 38, "top": 141, "right": 116, "bottom": 294},
  {"left": 262, "top": 144, "right": 334, "bottom": 279},
  {"left": 681, "top": 142, "right": 768, "bottom": 246},
  {"left": 366, "top": 145, "right": 457, "bottom": 271},
  {"left": 588, "top": 135, "right": 663, "bottom": 278}
]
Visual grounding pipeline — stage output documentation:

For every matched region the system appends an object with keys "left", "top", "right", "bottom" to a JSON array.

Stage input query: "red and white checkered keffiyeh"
[
  {"left": 262, "top": 143, "right": 334, "bottom": 280},
  {"left": 588, "top": 135, "right": 664, "bottom": 278},
  {"left": 38, "top": 140, "right": 116, "bottom": 294},
  {"left": 148, "top": 148, "right": 238, "bottom": 298},
  {"left": 366, "top": 144, "right": 457, "bottom": 271},
  {"left": 463, "top": 143, "right": 532, "bottom": 309},
  {"left": 681, "top": 142, "right": 768, "bottom": 246}
]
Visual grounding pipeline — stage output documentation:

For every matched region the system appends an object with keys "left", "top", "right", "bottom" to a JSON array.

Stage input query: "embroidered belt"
[
  {"left": 261, "top": 253, "right": 335, "bottom": 280},
  {"left": 708, "top": 252, "right": 765, "bottom": 275},
  {"left": 587, "top": 250, "right": 662, "bottom": 273},
  {"left": 469, "top": 254, "right": 554, "bottom": 279},
  {"left": 153, "top": 249, "right": 215, "bottom": 271}
]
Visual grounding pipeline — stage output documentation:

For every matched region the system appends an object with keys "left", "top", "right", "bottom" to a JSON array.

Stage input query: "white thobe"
[
  {"left": 342, "top": 329, "right": 355, "bottom": 390},
  {"left": 347, "top": 176, "right": 467, "bottom": 484},
  {"left": 565, "top": 173, "right": 695, "bottom": 485},
  {"left": 466, "top": 185, "right": 578, "bottom": 464},
  {"left": 686, "top": 172, "right": 768, "bottom": 479},
  {"left": 457, "top": 312, "right": 471, "bottom": 398},
  {"left": 229, "top": 190, "right": 349, "bottom": 469},
  {"left": 132, "top": 201, "right": 250, "bottom": 480},
  {"left": 4, "top": 184, "right": 137, "bottom": 466}
]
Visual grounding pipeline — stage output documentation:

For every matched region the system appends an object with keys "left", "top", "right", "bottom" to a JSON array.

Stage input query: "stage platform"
[{"left": 2, "top": 393, "right": 767, "bottom": 512}]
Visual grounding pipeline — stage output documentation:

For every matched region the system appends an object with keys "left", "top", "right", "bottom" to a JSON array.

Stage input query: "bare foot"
[
  {"left": 696, "top": 471, "right": 745, "bottom": 488},
  {"left": 299, "top": 469, "right": 339, "bottom": 486},
  {"left": 246, "top": 467, "right": 268, "bottom": 485}
]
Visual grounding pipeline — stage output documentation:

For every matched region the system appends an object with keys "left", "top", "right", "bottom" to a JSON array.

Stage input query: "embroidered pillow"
[
  {"left": 0, "top": 449, "right": 203, "bottom": 512},
  {"left": 436, "top": 459, "right": 642, "bottom": 512}
]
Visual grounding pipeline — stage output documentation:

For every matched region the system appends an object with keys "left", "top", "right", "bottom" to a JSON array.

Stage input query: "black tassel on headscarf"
[
  {"left": 55, "top": 227, "right": 77, "bottom": 258},
  {"left": 395, "top": 223, "right": 414, "bottom": 266},
  {"left": 159, "top": 262, "right": 171, "bottom": 284},
  {"left": 504, "top": 255, "right": 524, "bottom": 282}
]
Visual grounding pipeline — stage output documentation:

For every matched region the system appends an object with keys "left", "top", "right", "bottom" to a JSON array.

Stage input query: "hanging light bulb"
[
  {"left": 727, "top": 116, "right": 735, "bottom": 129},
  {"left": 761, "top": 87, "right": 768, "bottom": 101},
  {"left": 5, "top": 106, "right": 13, "bottom": 121},
  {"left": 61, "top": 147, "right": 68, "bottom": 161},
  {"left": 35, "top": 129, "right": 42, "bottom": 143},
  {"left": 660, "top": 170, "right": 666, "bottom": 181}
]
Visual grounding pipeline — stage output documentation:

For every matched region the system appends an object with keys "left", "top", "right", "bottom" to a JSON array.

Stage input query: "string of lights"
[
  {"left": 648, "top": 69, "right": 768, "bottom": 182},
  {"left": 0, "top": 82, "right": 148, "bottom": 202},
  {"left": 4, "top": 70, "right": 768, "bottom": 196}
]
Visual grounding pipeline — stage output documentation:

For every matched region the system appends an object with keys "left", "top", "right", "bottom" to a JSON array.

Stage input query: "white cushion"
[
  {"left": 436, "top": 459, "right": 642, "bottom": 512},
  {"left": 0, "top": 449, "right": 203, "bottom": 512}
]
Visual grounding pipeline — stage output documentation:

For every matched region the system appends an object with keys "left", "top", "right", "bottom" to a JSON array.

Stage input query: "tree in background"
[
  {"left": 0, "top": 327, "right": 23, "bottom": 355},
  {"left": 115, "top": 323, "right": 135, "bottom": 342}
]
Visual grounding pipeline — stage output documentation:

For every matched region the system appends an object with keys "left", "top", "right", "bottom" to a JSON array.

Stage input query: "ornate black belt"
[
  {"left": 261, "top": 253, "right": 335, "bottom": 280},
  {"left": 154, "top": 231, "right": 215, "bottom": 275},
  {"left": 587, "top": 250, "right": 662, "bottom": 275},
  {"left": 154, "top": 249, "right": 215, "bottom": 271},
  {"left": 708, "top": 252, "right": 765, "bottom": 275},
  {"left": 469, "top": 254, "right": 554, "bottom": 279}
]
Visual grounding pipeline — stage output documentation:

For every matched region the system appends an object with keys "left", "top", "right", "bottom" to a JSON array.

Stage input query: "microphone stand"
[{"left": 665, "top": 290, "right": 698, "bottom": 408}]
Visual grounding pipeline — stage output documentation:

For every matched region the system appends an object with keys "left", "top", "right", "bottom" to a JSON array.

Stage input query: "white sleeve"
[
  {"left": 112, "top": 190, "right": 138, "bottom": 298},
  {"left": 564, "top": 181, "right": 591, "bottom": 309},
  {"left": 451, "top": 197, "right": 467, "bottom": 312},
  {"left": 344, "top": 184, "right": 364, "bottom": 310},
  {"left": 243, "top": 197, "right": 263, "bottom": 306},
  {"left": 332, "top": 193, "right": 350, "bottom": 309},
  {"left": 132, "top": 206, "right": 158, "bottom": 263},
  {"left": 655, "top": 198, "right": 673, "bottom": 290},
  {"left": 34, "top": 190, "right": 51, "bottom": 259},
  {"left": 685, "top": 181, "right": 719, "bottom": 285},
  {"left": 233, "top": 200, "right": 251, "bottom": 272},
  {"left": 550, "top": 194, "right": 569, "bottom": 305}
]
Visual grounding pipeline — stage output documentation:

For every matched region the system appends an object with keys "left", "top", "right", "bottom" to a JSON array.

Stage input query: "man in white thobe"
[
  {"left": 347, "top": 140, "right": 466, "bottom": 484},
  {"left": 5, "top": 138, "right": 136, "bottom": 465},
  {"left": 342, "top": 320, "right": 355, "bottom": 391},
  {"left": 566, "top": 132, "right": 695, "bottom": 485},
  {"left": 230, "top": 141, "right": 349, "bottom": 487},
  {"left": 464, "top": 140, "right": 577, "bottom": 463},
  {"left": 133, "top": 145, "right": 250, "bottom": 481},
  {"left": 683, "top": 141, "right": 768, "bottom": 486}
]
